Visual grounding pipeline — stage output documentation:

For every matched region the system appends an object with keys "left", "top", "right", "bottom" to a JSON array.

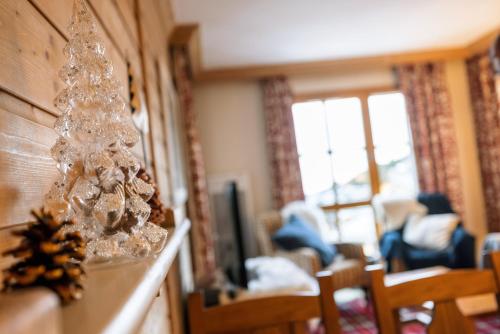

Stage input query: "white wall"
[
  {"left": 193, "top": 80, "right": 273, "bottom": 218},
  {"left": 445, "top": 60, "right": 487, "bottom": 240}
]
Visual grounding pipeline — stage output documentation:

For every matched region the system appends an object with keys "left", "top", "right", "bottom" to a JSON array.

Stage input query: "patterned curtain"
[
  {"left": 262, "top": 77, "right": 305, "bottom": 209},
  {"left": 172, "top": 47, "right": 216, "bottom": 284},
  {"left": 466, "top": 52, "right": 500, "bottom": 232},
  {"left": 397, "top": 63, "right": 464, "bottom": 214}
]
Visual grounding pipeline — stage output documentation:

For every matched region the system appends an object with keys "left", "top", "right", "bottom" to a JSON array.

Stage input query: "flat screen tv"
[
  {"left": 227, "top": 181, "right": 248, "bottom": 288},
  {"left": 212, "top": 181, "right": 249, "bottom": 289}
]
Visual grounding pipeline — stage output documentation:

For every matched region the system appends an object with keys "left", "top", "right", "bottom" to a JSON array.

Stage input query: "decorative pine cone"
[
  {"left": 2, "top": 208, "right": 86, "bottom": 304},
  {"left": 137, "top": 168, "right": 168, "bottom": 227}
]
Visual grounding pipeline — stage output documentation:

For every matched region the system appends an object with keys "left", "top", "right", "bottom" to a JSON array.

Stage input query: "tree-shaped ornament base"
[{"left": 44, "top": 0, "right": 167, "bottom": 261}]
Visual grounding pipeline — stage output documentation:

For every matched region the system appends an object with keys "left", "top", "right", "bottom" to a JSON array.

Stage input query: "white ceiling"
[{"left": 172, "top": 0, "right": 500, "bottom": 69}]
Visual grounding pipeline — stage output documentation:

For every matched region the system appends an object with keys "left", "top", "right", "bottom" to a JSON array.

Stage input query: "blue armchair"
[{"left": 379, "top": 193, "right": 475, "bottom": 272}]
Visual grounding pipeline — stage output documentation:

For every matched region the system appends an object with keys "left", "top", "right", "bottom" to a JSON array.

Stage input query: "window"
[
  {"left": 368, "top": 93, "right": 417, "bottom": 196},
  {"left": 292, "top": 90, "right": 417, "bottom": 254}
]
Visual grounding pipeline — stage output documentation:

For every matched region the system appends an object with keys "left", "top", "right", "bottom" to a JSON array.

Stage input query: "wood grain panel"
[
  {"left": 0, "top": 97, "right": 58, "bottom": 234},
  {"left": 88, "top": 0, "right": 147, "bottom": 164},
  {"left": 86, "top": 0, "right": 143, "bottom": 90},
  {"left": 137, "top": 0, "right": 174, "bottom": 207},
  {"left": 143, "top": 54, "right": 171, "bottom": 205},
  {"left": 86, "top": 0, "right": 151, "bottom": 170},
  {"left": 0, "top": 0, "right": 66, "bottom": 115},
  {"left": 137, "top": 6, "right": 195, "bottom": 325},
  {"left": 30, "top": 0, "right": 145, "bottom": 164},
  {"left": 137, "top": 0, "right": 167, "bottom": 57},
  {"left": 0, "top": 1, "right": 188, "bottom": 332},
  {"left": 157, "top": 57, "right": 175, "bottom": 205},
  {"left": 0, "top": 107, "right": 57, "bottom": 227},
  {"left": 0, "top": 90, "right": 53, "bottom": 128},
  {"left": 112, "top": 0, "right": 139, "bottom": 46},
  {"left": 30, "top": 0, "right": 128, "bottom": 92},
  {"left": 89, "top": 0, "right": 138, "bottom": 52},
  {"left": 156, "top": 0, "right": 175, "bottom": 36}
]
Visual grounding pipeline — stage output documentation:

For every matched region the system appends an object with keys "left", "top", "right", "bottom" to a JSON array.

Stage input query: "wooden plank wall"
[{"left": 0, "top": 0, "right": 186, "bottom": 333}]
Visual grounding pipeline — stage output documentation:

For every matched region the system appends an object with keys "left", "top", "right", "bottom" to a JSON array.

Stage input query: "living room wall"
[
  {"left": 194, "top": 80, "right": 273, "bottom": 218},
  {"left": 193, "top": 60, "right": 487, "bottom": 248},
  {"left": 445, "top": 60, "right": 487, "bottom": 241}
]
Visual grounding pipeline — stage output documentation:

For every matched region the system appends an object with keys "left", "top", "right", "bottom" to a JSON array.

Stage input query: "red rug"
[{"left": 318, "top": 298, "right": 500, "bottom": 334}]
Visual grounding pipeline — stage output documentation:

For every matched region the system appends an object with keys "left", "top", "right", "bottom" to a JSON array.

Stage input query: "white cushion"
[
  {"left": 280, "top": 201, "right": 330, "bottom": 241},
  {"left": 372, "top": 194, "right": 427, "bottom": 231},
  {"left": 246, "top": 256, "right": 318, "bottom": 293},
  {"left": 403, "top": 213, "right": 460, "bottom": 250}
]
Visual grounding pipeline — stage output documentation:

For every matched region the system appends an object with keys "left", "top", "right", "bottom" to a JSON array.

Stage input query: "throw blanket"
[{"left": 246, "top": 256, "right": 318, "bottom": 293}]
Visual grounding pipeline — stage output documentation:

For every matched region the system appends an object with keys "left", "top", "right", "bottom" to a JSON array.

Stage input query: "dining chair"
[
  {"left": 368, "top": 252, "right": 500, "bottom": 334},
  {"left": 188, "top": 291, "right": 340, "bottom": 334}
]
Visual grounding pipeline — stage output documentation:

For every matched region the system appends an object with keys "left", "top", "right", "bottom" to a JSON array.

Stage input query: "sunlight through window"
[{"left": 292, "top": 91, "right": 418, "bottom": 254}]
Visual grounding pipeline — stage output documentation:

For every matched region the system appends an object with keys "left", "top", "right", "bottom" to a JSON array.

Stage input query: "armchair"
[
  {"left": 377, "top": 193, "right": 476, "bottom": 272},
  {"left": 256, "top": 210, "right": 368, "bottom": 290}
]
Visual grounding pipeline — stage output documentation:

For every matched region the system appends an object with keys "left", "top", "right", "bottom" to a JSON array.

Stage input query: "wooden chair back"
[
  {"left": 368, "top": 252, "right": 500, "bottom": 334},
  {"left": 188, "top": 292, "right": 336, "bottom": 334},
  {"left": 316, "top": 271, "right": 342, "bottom": 334}
]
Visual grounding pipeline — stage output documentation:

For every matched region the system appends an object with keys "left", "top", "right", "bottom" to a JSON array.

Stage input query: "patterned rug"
[{"left": 327, "top": 297, "right": 500, "bottom": 334}]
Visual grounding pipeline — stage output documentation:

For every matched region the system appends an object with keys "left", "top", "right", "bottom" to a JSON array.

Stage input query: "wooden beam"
[
  {"left": 293, "top": 85, "right": 396, "bottom": 102},
  {"left": 169, "top": 24, "right": 202, "bottom": 79},
  {"left": 467, "top": 26, "right": 500, "bottom": 57},
  {"left": 197, "top": 47, "right": 468, "bottom": 81}
]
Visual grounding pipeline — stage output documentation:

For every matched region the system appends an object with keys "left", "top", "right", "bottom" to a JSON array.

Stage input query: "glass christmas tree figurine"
[{"left": 45, "top": 0, "right": 167, "bottom": 260}]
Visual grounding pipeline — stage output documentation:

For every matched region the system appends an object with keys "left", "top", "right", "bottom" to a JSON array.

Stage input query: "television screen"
[{"left": 211, "top": 181, "right": 249, "bottom": 288}]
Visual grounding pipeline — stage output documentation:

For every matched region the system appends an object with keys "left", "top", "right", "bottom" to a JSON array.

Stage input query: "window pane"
[
  {"left": 292, "top": 101, "right": 329, "bottom": 155},
  {"left": 369, "top": 92, "right": 418, "bottom": 197},
  {"left": 332, "top": 149, "right": 371, "bottom": 204},
  {"left": 376, "top": 146, "right": 418, "bottom": 196},
  {"left": 299, "top": 153, "right": 335, "bottom": 205},
  {"left": 324, "top": 97, "right": 365, "bottom": 151},
  {"left": 368, "top": 93, "right": 410, "bottom": 147}
]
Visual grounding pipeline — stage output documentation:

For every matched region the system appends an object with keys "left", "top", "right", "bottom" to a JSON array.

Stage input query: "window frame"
[{"left": 293, "top": 85, "right": 404, "bottom": 213}]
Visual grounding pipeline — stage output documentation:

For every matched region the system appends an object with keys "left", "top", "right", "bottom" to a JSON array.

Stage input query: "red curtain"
[
  {"left": 262, "top": 77, "right": 305, "bottom": 209},
  {"left": 172, "top": 48, "right": 215, "bottom": 284},
  {"left": 466, "top": 52, "right": 500, "bottom": 232},
  {"left": 397, "top": 62, "right": 464, "bottom": 214}
]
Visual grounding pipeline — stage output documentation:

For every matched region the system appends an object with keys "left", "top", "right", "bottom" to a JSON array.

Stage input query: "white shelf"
[{"left": 61, "top": 220, "right": 191, "bottom": 334}]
